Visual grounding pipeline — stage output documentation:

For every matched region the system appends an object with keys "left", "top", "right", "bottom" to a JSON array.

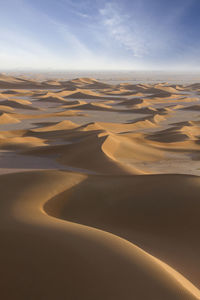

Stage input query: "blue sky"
[{"left": 0, "top": 0, "right": 200, "bottom": 70}]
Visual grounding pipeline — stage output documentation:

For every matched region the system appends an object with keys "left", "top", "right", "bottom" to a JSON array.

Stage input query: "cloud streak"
[{"left": 99, "top": 3, "right": 148, "bottom": 57}]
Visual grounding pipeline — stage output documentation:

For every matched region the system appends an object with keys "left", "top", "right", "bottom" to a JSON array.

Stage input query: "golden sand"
[{"left": 0, "top": 74, "right": 200, "bottom": 299}]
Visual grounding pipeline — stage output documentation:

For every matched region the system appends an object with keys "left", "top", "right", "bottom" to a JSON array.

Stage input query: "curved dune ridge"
[
  {"left": 24, "top": 132, "right": 143, "bottom": 174},
  {"left": 44, "top": 173, "right": 200, "bottom": 289},
  {"left": 22, "top": 119, "right": 173, "bottom": 175},
  {"left": 37, "top": 92, "right": 68, "bottom": 103},
  {"left": 23, "top": 124, "right": 200, "bottom": 175},
  {"left": 66, "top": 101, "right": 160, "bottom": 114},
  {"left": 0, "top": 135, "right": 46, "bottom": 149},
  {"left": 0, "top": 171, "right": 199, "bottom": 300},
  {"left": 146, "top": 122, "right": 200, "bottom": 143},
  {"left": 0, "top": 105, "right": 15, "bottom": 112},
  {"left": 32, "top": 120, "right": 79, "bottom": 132},
  {"left": 78, "top": 119, "right": 158, "bottom": 132},
  {"left": 0, "top": 98, "right": 39, "bottom": 110},
  {"left": 0, "top": 75, "right": 200, "bottom": 299},
  {"left": 63, "top": 89, "right": 107, "bottom": 99}
]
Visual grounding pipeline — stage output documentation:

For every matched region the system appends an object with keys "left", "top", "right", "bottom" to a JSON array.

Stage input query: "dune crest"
[
  {"left": 0, "top": 112, "right": 20, "bottom": 124},
  {"left": 0, "top": 75, "right": 200, "bottom": 299}
]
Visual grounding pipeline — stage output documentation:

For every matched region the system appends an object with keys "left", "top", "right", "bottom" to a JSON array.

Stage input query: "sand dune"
[
  {"left": 79, "top": 119, "right": 157, "bottom": 133},
  {"left": 101, "top": 133, "right": 163, "bottom": 163},
  {"left": 102, "top": 89, "right": 145, "bottom": 97},
  {"left": 71, "top": 77, "right": 99, "bottom": 84},
  {"left": 167, "top": 104, "right": 185, "bottom": 110},
  {"left": 179, "top": 97, "right": 200, "bottom": 102},
  {"left": 118, "top": 98, "right": 148, "bottom": 106},
  {"left": 44, "top": 173, "right": 200, "bottom": 289},
  {"left": 23, "top": 128, "right": 166, "bottom": 175},
  {"left": 0, "top": 75, "right": 200, "bottom": 300},
  {"left": 67, "top": 101, "right": 159, "bottom": 114},
  {"left": 0, "top": 105, "right": 15, "bottom": 112},
  {"left": 60, "top": 88, "right": 127, "bottom": 101},
  {"left": 0, "top": 94, "right": 6, "bottom": 99},
  {"left": 0, "top": 74, "right": 42, "bottom": 89},
  {"left": 0, "top": 98, "right": 39, "bottom": 110},
  {"left": 171, "top": 120, "right": 200, "bottom": 126},
  {"left": 116, "top": 84, "right": 176, "bottom": 98},
  {"left": 60, "top": 100, "right": 86, "bottom": 107},
  {"left": 70, "top": 77, "right": 113, "bottom": 89},
  {"left": 9, "top": 109, "right": 85, "bottom": 121},
  {"left": 1, "top": 89, "right": 20, "bottom": 95},
  {"left": 154, "top": 84, "right": 180, "bottom": 93},
  {"left": 63, "top": 89, "right": 106, "bottom": 99},
  {"left": 1, "top": 89, "right": 36, "bottom": 97},
  {"left": 0, "top": 112, "right": 20, "bottom": 124},
  {"left": 0, "top": 171, "right": 199, "bottom": 299},
  {"left": 145, "top": 94, "right": 183, "bottom": 102},
  {"left": 147, "top": 126, "right": 189, "bottom": 142},
  {"left": 32, "top": 120, "right": 79, "bottom": 132},
  {"left": 37, "top": 93, "right": 67, "bottom": 103},
  {"left": 0, "top": 136, "right": 46, "bottom": 149},
  {"left": 186, "top": 83, "right": 200, "bottom": 90},
  {"left": 65, "top": 102, "right": 133, "bottom": 112},
  {"left": 182, "top": 104, "right": 200, "bottom": 111},
  {"left": 147, "top": 123, "right": 200, "bottom": 142},
  {"left": 24, "top": 132, "right": 142, "bottom": 174}
]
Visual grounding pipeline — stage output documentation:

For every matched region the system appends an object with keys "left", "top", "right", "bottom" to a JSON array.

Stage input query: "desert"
[{"left": 0, "top": 73, "right": 200, "bottom": 299}]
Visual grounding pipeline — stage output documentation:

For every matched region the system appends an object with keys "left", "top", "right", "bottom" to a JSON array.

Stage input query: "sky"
[{"left": 0, "top": 0, "right": 200, "bottom": 71}]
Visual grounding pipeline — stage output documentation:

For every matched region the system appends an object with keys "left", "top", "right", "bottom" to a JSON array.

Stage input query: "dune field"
[{"left": 0, "top": 73, "right": 200, "bottom": 299}]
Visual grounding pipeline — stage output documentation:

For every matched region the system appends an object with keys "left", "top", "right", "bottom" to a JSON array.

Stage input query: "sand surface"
[{"left": 0, "top": 73, "right": 200, "bottom": 299}]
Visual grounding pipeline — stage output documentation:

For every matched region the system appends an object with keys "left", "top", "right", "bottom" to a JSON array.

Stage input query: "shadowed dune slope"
[
  {"left": 0, "top": 99, "right": 39, "bottom": 110},
  {"left": 23, "top": 129, "right": 167, "bottom": 174},
  {"left": 44, "top": 173, "right": 200, "bottom": 289},
  {"left": 0, "top": 171, "right": 199, "bottom": 300},
  {"left": 23, "top": 133, "right": 142, "bottom": 174}
]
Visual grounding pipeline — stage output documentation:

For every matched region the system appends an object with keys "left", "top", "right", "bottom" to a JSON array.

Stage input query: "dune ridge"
[
  {"left": 0, "top": 170, "right": 200, "bottom": 300},
  {"left": 0, "top": 75, "right": 200, "bottom": 299}
]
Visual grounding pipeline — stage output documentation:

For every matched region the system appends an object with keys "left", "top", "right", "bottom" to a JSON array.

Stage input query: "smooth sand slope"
[
  {"left": 0, "top": 74, "right": 200, "bottom": 299},
  {"left": 0, "top": 170, "right": 200, "bottom": 300}
]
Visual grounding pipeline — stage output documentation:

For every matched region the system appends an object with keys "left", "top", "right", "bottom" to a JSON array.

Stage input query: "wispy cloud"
[
  {"left": 0, "top": 0, "right": 200, "bottom": 70},
  {"left": 98, "top": 0, "right": 198, "bottom": 64},
  {"left": 58, "top": 0, "right": 91, "bottom": 19},
  {"left": 99, "top": 2, "right": 148, "bottom": 57}
]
